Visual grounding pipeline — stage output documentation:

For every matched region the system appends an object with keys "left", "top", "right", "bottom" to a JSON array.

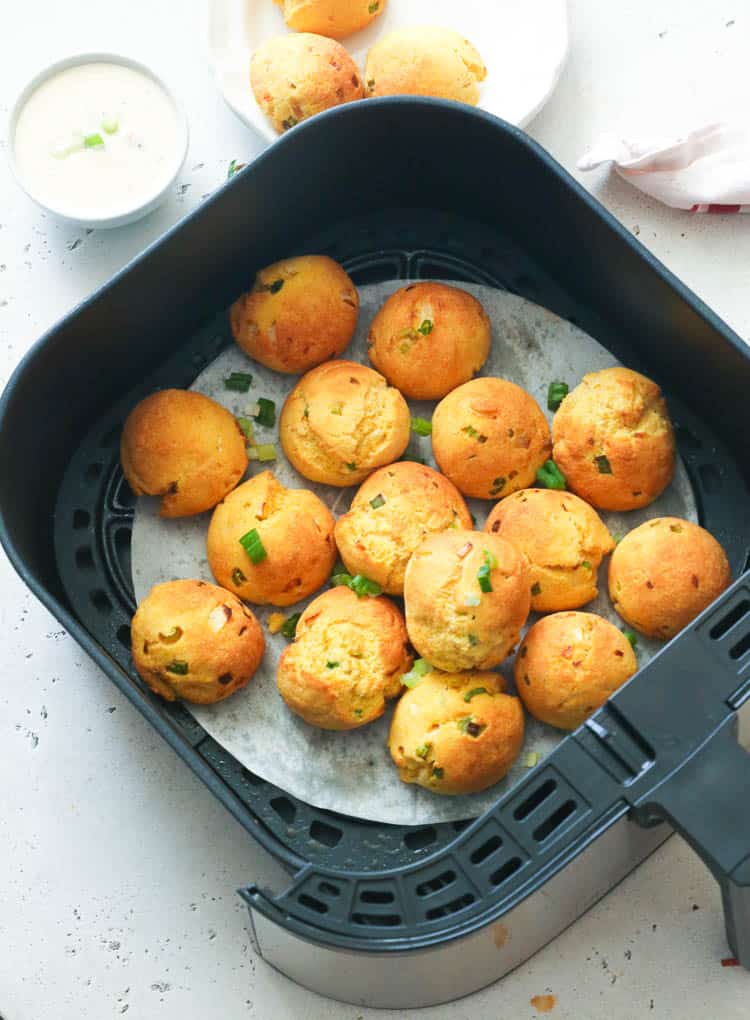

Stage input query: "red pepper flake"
[
  {"left": 646, "top": 580, "right": 654, "bottom": 589},
  {"left": 457, "top": 541, "right": 473, "bottom": 559},
  {"left": 561, "top": 645, "right": 573, "bottom": 659},
  {"left": 721, "top": 957, "right": 740, "bottom": 967},
  {"left": 692, "top": 574, "right": 700, "bottom": 588}
]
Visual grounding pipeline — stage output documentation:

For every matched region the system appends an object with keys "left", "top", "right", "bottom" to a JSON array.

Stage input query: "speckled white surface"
[{"left": 3, "top": 1, "right": 750, "bottom": 1017}]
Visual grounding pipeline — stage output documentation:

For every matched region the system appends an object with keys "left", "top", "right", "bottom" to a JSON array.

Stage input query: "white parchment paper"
[{"left": 131, "top": 282, "right": 696, "bottom": 825}]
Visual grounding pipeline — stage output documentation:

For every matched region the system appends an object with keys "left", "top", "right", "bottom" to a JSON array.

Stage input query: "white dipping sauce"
[{"left": 13, "top": 61, "right": 182, "bottom": 219}]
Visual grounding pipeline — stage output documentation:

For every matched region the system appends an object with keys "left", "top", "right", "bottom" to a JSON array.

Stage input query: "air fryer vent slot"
[
  {"left": 403, "top": 827, "right": 437, "bottom": 851},
  {"left": 490, "top": 857, "right": 523, "bottom": 886},
  {"left": 318, "top": 881, "right": 340, "bottom": 898},
  {"left": 710, "top": 599, "right": 750, "bottom": 640},
  {"left": 470, "top": 834, "right": 503, "bottom": 865},
  {"left": 359, "top": 889, "right": 394, "bottom": 905},
  {"left": 730, "top": 633, "right": 750, "bottom": 661},
  {"left": 513, "top": 779, "right": 557, "bottom": 820},
  {"left": 425, "top": 892, "right": 475, "bottom": 920},
  {"left": 309, "top": 820, "right": 342, "bottom": 848},
  {"left": 352, "top": 912, "right": 400, "bottom": 927},
  {"left": 270, "top": 796, "right": 296, "bottom": 825},
  {"left": 416, "top": 870, "right": 455, "bottom": 897},
  {"left": 299, "top": 893, "right": 327, "bottom": 915},
  {"left": 533, "top": 800, "right": 577, "bottom": 842}
]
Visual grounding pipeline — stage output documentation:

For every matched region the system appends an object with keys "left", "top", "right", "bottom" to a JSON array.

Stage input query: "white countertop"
[{"left": 2, "top": 2, "right": 750, "bottom": 1017}]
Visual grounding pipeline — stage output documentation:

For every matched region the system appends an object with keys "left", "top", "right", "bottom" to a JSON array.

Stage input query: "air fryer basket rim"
[{"left": 3, "top": 97, "right": 750, "bottom": 965}]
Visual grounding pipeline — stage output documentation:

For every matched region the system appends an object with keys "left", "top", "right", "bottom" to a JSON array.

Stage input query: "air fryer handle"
[{"left": 633, "top": 716, "right": 750, "bottom": 967}]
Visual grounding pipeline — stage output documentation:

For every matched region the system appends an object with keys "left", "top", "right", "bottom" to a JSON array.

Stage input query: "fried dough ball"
[
  {"left": 274, "top": 0, "right": 386, "bottom": 39},
  {"left": 365, "top": 26, "right": 486, "bottom": 105}
]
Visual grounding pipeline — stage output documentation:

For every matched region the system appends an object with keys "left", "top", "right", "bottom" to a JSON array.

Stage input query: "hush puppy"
[
  {"left": 609, "top": 517, "right": 731, "bottom": 639},
  {"left": 365, "top": 26, "right": 486, "bottom": 105},
  {"left": 120, "top": 389, "right": 247, "bottom": 518},
  {"left": 230, "top": 255, "right": 358, "bottom": 374},
  {"left": 389, "top": 670, "right": 524, "bottom": 795},
  {"left": 552, "top": 367, "right": 676, "bottom": 511},
  {"left": 367, "top": 282, "right": 491, "bottom": 399},
  {"left": 251, "top": 33, "right": 364, "bottom": 135},
  {"left": 131, "top": 579, "right": 264, "bottom": 704},
  {"left": 206, "top": 470, "right": 336, "bottom": 606},
  {"left": 279, "top": 360, "right": 411, "bottom": 486},
  {"left": 404, "top": 530, "right": 531, "bottom": 672},
  {"left": 485, "top": 488, "right": 615, "bottom": 612},
  {"left": 515, "top": 612, "right": 637, "bottom": 730},
  {"left": 334, "top": 461, "right": 473, "bottom": 595},
  {"left": 275, "top": 0, "right": 386, "bottom": 39},
  {"left": 432, "top": 378, "right": 552, "bottom": 500},
  {"left": 276, "top": 585, "right": 412, "bottom": 729}
]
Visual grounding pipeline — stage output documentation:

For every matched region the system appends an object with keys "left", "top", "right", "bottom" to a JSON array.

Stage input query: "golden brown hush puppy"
[
  {"left": 251, "top": 33, "right": 364, "bottom": 135},
  {"left": 608, "top": 517, "right": 731, "bottom": 640},
  {"left": 276, "top": 585, "right": 412, "bottom": 729},
  {"left": 120, "top": 389, "right": 248, "bottom": 518},
  {"left": 206, "top": 470, "right": 336, "bottom": 607},
  {"left": 552, "top": 367, "right": 676, "bottom": 511},
  {"left": 274, "top": 0, "right": 386, "bottom": 39},
  {"left": 131, "top": 579, "right": 264, "bottom": 704},
  {"left": 334, "top": 461, "right": 473, "bottom": 595},
  {"left": 365, "top": 26, "right": 486, "bottom": 105},
  {"left": 485, "top": 488, "right": 615, "bottom": 612},
  {"left": 279, "top": 360, "right": 411, "bottom": 486},
  {"left": 515, "top": 612, "right": 637, "bottom": 730},
  {"left": 432, "top": 378, "right": 552, "bottom": 500},
  {"left": 389, "top": 670, "right": 524, "bottom": 795},
  {"left": 367, "top": 282, "right": 491, "bottom": 399},
  {"left": 404, "top": 530, "right": 531, "bottom": 672},
  {"left": 230, "top": 255, "right": 358, "bottom": 374}
]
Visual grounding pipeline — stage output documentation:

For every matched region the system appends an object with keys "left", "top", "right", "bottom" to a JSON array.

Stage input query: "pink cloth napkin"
[{"left": 578, "top": 123, "right": 750, "bottom": 212}]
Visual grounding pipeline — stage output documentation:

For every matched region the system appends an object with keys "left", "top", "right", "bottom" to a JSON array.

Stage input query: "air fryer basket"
[{"left": 3, "top": 101, "right": 750, "bottom": 1000}]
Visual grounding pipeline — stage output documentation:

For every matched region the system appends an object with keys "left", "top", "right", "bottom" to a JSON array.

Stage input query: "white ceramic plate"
[{"left": 208, "top": 0, "right": 569, "bottom": 144}]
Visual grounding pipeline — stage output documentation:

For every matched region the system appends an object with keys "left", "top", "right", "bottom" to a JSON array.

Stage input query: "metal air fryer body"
[{"left": 2, "top": 100, "right": 750, "bottom": 1009}]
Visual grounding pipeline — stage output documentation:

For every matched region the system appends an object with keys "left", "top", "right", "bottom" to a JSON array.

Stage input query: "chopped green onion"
[
  {"left": 581, "top": 560, "right": 592, "bottom": 570},
  {"left": 531, "top": 582, "right": 542, "bottom": 597},
  {"left": 326, "top": 661, "right": 340, "bottom": 669},
  {"left": 417, "top": 319, "right": 433, "bottom": 335},
  {"left": 490, "top": 477, "right": 506, "bottom": 495},
  {"left": 281, "top": 116, "right": 298, "bottom": 131},
  {"left": 477, "top": 549, "right": 496, "bottom": 593},
  {"left": 267, "top": 279, "right": 284, "bottom": 294},
  {"left": 345, "top": 462, "right": 357, "bottom": 471},
  {"left": 467, "top": 633, "right": 479, "bottom": 647},
  {"left": 330, "top": 402, "right": 343, "bottom": 415},
  {"left": 464, "top": 593, "right": 481, "bottom": 607},
  {"left": 370, "top": 494, "right": 386, "bottom": 510},
  {"left": 165, "top": 660, "right": 188, "bottom": 675},
  {"left": 225, "top": 372, "right": 253, "bottom": 392},
  {"left": 254, "top": 398, "right": 276, "bottom": 428},
  {"left": 670, "top": 523, "right": 683, "bottom": 533},
  {"left": 367, "top": 79, "right": 376, "bottom": 90},
  {"left": 158, "top": 626, "right": 183, "bottom": 644},
  {"left": 464, "top": 686, "right": 488, "bottom": 703},
  {"left": 227, "top": 159, "right": 246, "bottom": 178},
  {"left": 415, "top": 743, "right": 430, "bottom": 759},
  {"left": 536, "top": 460, "right": 567, "bottom": 490},
  {"left": 354, "top": 709, "right": 364, "bottom": 717},
  {"left": 462, "top": 425, "right": 479, "bottom": 439},
  {"left": 402, "top": 659, "right": 432, "bottom": 688},
  {"left": 237, "top": 417, "right": 255, "bottom": 441},
  {"left": 523, "top": 751, "right": 540, "bottom": 768},
  {"left": 457, "top": 716, "right": 486, "bottom": 738},
  {"left": 368, "top": 0, "right": 379, "bottom": 12},
  {"left": 84, "top": 132, "right": 104, "bottom": 148},
  {"left": 101, "top": 115, "right": 119, "bottom": 135},
  {"left": 411, "top": 416, "right": 432, "bottom": 436},
  {"left": 331, "top": 572, "right": 353, "bottom": 587},
  {"left": 240, "top": 528, "right": 267, "bottom": 565},
  {"left": 595, "top": 454, "right": 613, "bottom": 474},
  {"left": 432, "top": 766, "right": 444, "bottom": 780},
  {"left": 232, "top": 567, "right": 246, "bottom": 586},
  {"left": 280, "top": 613, "right": 301, "bottom": 640},
  {"left": 623, "top": 629, "right": 638, "bottom": 648},
  {"left": 547, "top": 380, "right": 569, "bottom": 412},
  {"left": 350, "top": 574, "right": 382, "bottom": 598},
  {"left": 256, "top": 444, "right": 277, "bottom": 462}
]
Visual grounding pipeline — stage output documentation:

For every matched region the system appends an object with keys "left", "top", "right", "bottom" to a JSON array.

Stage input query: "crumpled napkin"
[{"left": 578, "top": 123, "right": 750, "bottom": 211}]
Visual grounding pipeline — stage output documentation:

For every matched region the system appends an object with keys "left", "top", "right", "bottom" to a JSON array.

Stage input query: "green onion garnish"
[
  {"left": 326, "top": 661, "right": 340, "bottom": 669},
  {"left": 227, "top": 159, "right": 246, "bottom": 179},
  {"left": 464, "top": 686, "right": 488, "bottom": 703},
  {"left": 225, "top": 372, "right": 253, "bottom": 392},
  {"left": 354, "top": 709, "right": 363, "bottom": 717},
  {"left": 464, "top": 593, "right": 481, "bottom": 607},
  {"left": 232, "top": 567, "right": 246, "bottom": 586},
  {"left": 468, "top": 633, "right": 479, "bottom": 646},
  {"left": 463, "top": 425, "right": 479, "bottom": 439},
  {"left": 84, "top": 132, "right": 104, "bottom": 148},
  {"left": 331, "top": 403, "right": 343, "bottom": 416},
  {"left": 535, "top": 460, "right": 567, "bottom": 490},
  {"left": 240, "top": 528, "right": 267, "bottom": 565},
  {"left": 368, "top": 1, "right": 379, "bottom": 12},
  {"left": 581, "top": 560, "right": 592, "bottom": 570},
  {"left": 254, "top": 398, "right": 276, "bottom": 428},
  {"left": 523, "top": 751, "right": 540, "bottom": 768},
  {"left": 158, "top": 626, "right": 183, "bottom": 644},
  {"left": 417, "top": 319, "right": 433, "bottom": 335},
  {"left": 402, "top": 659, "right": 432, "bottom": 688},
  {"left": 345, "top": 462, "right": 357, "bottom": 471},
  {"left": 415, "top": 743, "right": 430, "bottom": 759},
  {"left": 256, "top": 444, "right": 277, "bottom": 462},
  {"left": 101, "top": 115, "right": 119, "bottom": 135},
  {"left": 280, "top": 613, "right": 301, "bottom": 640},
  {"left": 411, "top": 417, "right": 432, "bottom": 436},
  {"left": 547, "top": 380, "right": 569, "bottom": 412},
  {"left": 332, "top": 572, "right": 353, "bottom": 587},
  {"left": 350, "top": 575, "right": 382, "bottom": 598},
  {"left": 531, "top": 582, "right": 542, "bottom": 597},
  {"left": 370, "top": 494, "right": 386, "bottom": 510},
  {"left": 432, "top": 766, "right": 444, "bottom": 780},
  {"left": 477, "top": 549, "right": 497, "bottom": 594},
  {"left": 237, "top": 417, "right": 255, "bottom": 441},
  {"left": 595, "top": 454, "right": 613, "bottom": 474},
  {"left": 165, "top": 660, "right": 188, "bottom": 675},
  {"left": 623, "top": 629, "right": 638, "bottom": 648}
]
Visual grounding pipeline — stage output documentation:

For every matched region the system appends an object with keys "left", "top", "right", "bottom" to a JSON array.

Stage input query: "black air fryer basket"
[{"left": 2, "top": 100, "right": 750, "bottom": 1008}]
